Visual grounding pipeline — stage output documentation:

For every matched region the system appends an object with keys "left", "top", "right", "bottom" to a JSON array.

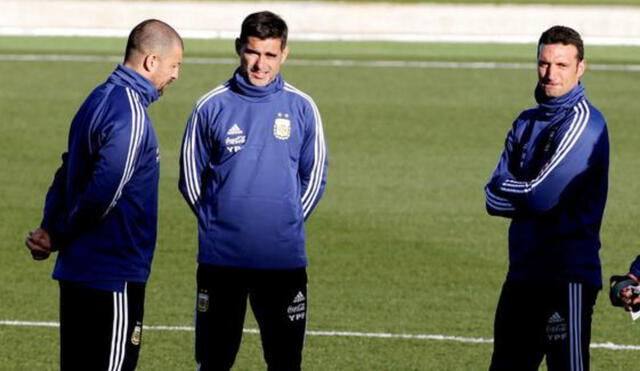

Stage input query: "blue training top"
[
  {"left": 179, "top": 70, "right": 328, "bottom": 269},
  {"left": 41, "top": 64, "right": 160, "bottom": 291},
  {"left": 485, "top": 83, "right": 609, "bottom": 288}
]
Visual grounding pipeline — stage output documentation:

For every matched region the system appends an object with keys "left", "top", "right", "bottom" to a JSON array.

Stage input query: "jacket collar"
[
  {"left": 107, "top": 64, "right": 159, "bottom": 107},
  {"left": 230, "top": 68, "right": 284, "bottom": 100},
  {"left": 535, "top": 82, "right": 585, "bottom": 113}
]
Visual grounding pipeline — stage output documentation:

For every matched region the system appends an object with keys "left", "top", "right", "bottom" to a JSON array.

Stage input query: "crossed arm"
[{"left": 485, "top": 105, "right": 600, "bottom": 218}]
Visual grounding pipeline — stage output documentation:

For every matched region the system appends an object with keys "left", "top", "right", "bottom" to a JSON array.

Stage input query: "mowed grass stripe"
[
  {"left": 3, "top": 53, "right": 640, "bottom": 71},
  {"left": 4, "top": 320, "right": 640, "bottom": 351},
  {"left": 6, "top": 37, "right": 640, "bottom": 64}
]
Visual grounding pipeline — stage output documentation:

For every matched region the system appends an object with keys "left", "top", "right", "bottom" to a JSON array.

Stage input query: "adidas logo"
[
  {"left": 293, "top": 291, "right": 305, "bottom": 304},
  {"left": 227, "top": 124, "right": 243, "bottom": 136},
  {"left": 548, "top": 312, "right": 564, "bottom": 324}
]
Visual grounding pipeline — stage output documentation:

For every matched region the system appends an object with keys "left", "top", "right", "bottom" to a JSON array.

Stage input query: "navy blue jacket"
[
  {"left": 630, "top": 257, "right": 640, "bottom": 278},
  {"left": 485, "top": 83, "right": 609, "bottom": 288},
  {"left": 179, "top": 70, "right": 328, "bottom": 269},
  {"left": 41, "top": 65, "right": 160, "bottom": 291}
]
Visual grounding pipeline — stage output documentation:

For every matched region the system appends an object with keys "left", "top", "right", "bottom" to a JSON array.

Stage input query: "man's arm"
[
  {"left": 299, "top": 101, "right": 328, "bottom": 221},
  {"left": 65, "top": 89, "right": 146, "bottom": 231},
  {"left": 485, "top": 126, "right": 519, "bottom": 218},
  {"left": 179, "top": 108, "right": 212, "bottom": 225},
  {"left": 628, "top": 256, "right": 640, "bottom": 279},
  {"left": 494, "top": 102, "right": 605, "bottom": 214},
  {"left": 39, "top": 152, "right": 70, "bottom": 245}
]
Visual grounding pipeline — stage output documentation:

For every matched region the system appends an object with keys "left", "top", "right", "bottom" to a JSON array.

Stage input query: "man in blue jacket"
[
  {"left": 25, "top": 19, "right": 182, "bottom": 371},
  {"left": 179, "top": 11, "right": 328, "bottom": 371},
  {"left": 485, "top": 25, "right": 608, "bottom": 371}
]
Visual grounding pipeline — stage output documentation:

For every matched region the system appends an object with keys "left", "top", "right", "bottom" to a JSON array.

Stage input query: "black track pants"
[
  {"left": 489, "top": 280, "right": 598, "bottom": 371},
  {"left": 59, "top": 281, "right": 146, "bottom": 371},
  {"left": 195, "top": 265, "right": 308, "bottom": 371}
]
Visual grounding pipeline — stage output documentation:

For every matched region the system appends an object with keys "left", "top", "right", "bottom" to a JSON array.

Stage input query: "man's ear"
[
  {"left": 281, "top": 45, "right": 289, "bottom": 64},
  {"left": 143, "top": 54, "right": 158, "bottom": 72},
  {"left": 577, "top": 58, "right": 586, "bottom": 79},
  {"left": 235, "top": 38, "right": 243, "bottom": 56}
]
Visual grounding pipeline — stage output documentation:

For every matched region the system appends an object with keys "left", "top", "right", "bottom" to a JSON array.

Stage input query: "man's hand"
[
  {"left": 25, "top": 228, "right": 53, "bottom": 261},
  {"left": 620, "top": 274, "right": 640, "bottom": 312}
]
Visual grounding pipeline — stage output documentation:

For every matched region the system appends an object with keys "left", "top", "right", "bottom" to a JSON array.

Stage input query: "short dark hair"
[
  {"left": 124, "top": 19, "right": 183, "bottom": 62},
  {"left": 239, "top": 11, "right": 288, "bottom": 49},
  {"left": 538, "top": 25, "right": 584, "bottom": 61}
]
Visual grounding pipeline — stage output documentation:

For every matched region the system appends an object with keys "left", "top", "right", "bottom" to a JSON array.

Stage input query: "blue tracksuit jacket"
[
  {"left": 485, "top": 83, "right": 609, "bottom": 288},
  {"left": 179, "top": 70, "right": 328, "bottom": 269},
  {"left": 41, "top": 64, "right": 160, "bottom": 291}
]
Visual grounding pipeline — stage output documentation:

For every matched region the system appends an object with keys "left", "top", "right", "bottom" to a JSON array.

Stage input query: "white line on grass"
[
  {"left": 2, "top": 320, "right": 640, "bottom": 350},
  {"left": 2, "top": 54, "right": 640, "bottom": 72}
]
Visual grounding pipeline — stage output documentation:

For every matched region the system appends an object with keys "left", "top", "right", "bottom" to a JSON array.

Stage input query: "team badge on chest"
[{"left": 273, "top": 113, "right": 291, "bottom": 140}]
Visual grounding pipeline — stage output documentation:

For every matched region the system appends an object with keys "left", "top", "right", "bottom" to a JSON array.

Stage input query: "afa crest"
[
  {"left": 197, "top": 290, "right": 209, "bottom": 312},
  {"left": 131, "top": 322, "right": 142, "bottom": 345},
  {"left": 273, "top": 113, "right": 291, "bottom": 140}
]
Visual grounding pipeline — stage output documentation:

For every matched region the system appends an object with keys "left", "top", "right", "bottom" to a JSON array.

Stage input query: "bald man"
[{"left": 24, "top": 19, "right": 182, "bottom": 370}]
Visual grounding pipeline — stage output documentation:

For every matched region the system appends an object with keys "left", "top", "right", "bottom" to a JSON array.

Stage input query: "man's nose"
[
  {"left": 255, "top": 55, "right": 266, "bottom": 70},
  {"left": 546, "top": 65, "right": 556, "bottom": 81}
]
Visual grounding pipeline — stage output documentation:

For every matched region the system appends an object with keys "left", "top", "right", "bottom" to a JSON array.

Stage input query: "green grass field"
[{"left": 2, "top": 37, "right": 640, "bottom": 370}]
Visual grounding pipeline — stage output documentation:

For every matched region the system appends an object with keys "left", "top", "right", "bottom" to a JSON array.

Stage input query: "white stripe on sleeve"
[
  {"left": 485, "top": 188, "right": 515, "bottom": 211},
  {"left": 499, "top": 100, "right": 590, "bottom": 194},
  {"left": 284, "top": 83, "right": 327, "bottom": 218},
  {"left": 182, "top": 84, "right": 229, "bottom": 206},
  {"left": 103, "top": 88, "right": 144, "bottom": 216}
]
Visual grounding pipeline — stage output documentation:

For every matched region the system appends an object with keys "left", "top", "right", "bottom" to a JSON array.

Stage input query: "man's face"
[
  {"left": 149, "top": 43, "right": 183, "bottom": 96},
  {"left": 237, "top": 36, "right": 288, "bottom": 86},
  {"left": 537, "top": 43, "right": 585, "bottom": 98}
]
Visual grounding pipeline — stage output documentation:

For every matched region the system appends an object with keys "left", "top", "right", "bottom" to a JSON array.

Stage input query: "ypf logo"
[
  {"left": 273, "top": 113, "right": 291, "bottom": 140},
  {"left": 545, "top": 312, "right": 567, "bottom": 342},
  {"left": 287, "top": 291, "right": 306, "bottom": 322}
]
